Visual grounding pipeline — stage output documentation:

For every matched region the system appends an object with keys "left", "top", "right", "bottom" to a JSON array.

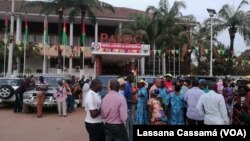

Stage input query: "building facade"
[{"left": 0, "top": 1, "right": 191, "bottom": 78}]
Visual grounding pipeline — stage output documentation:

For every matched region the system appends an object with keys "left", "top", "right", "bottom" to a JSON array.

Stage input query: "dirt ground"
[{"left": 0, "top": 103, "right": 88, "bottom": 141}]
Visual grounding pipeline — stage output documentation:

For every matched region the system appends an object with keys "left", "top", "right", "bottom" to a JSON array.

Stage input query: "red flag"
[
  {"left": 24, "top": 16, "right": 29, "bottom": 43},
  {"left": 61, "top": 18, "right": 67, "bottom": 45},
  {"left": 81, "top": 19, "right": 86, "bottom": 46},
  {"left": 4, "top": 15, "right": 8, "bottom": 42},
  {"left": 43, "top": 16, "right": 48, "bottom": 44}
]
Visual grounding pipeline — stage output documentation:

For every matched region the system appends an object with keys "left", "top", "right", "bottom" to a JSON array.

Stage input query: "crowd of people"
[
  {"left": 13, "top": 75, "right": 91, "bottom": 118},
  {"left": 82, "top": 73, "right": 250, "bottom": 141},
  {"left": 11, "top": 73, "right": 250, "bottom": 141}
]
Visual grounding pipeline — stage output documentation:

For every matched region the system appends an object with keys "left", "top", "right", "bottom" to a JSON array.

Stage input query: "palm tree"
[
  {"left": 146, "top": 0, "right": 187, "bottom": 75},
  {"left": 68, "top": 0, "right": 114, "bottom": 70},
  {"left": 122, "top": 12, "right": 166, "bottom": 75},
  {"left": 121, "top": 14, "right": 154, "bottom": 75},
  {"left": 204, "top": 0, "right": 250, "bottom": 52},
  {"left": 122, "top": 0, "right": 188, "bottom": 75},
  {"left": 24, "top": 0, "right": 72, "bottom": 69},
  {"left": 68, "top": 0, "right": 114, "bottom": 30}
]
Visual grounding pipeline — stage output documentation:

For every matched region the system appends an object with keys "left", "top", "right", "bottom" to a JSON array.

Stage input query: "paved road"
[{"left": 0, "top": 104, "right": 88, "bottom": 141}]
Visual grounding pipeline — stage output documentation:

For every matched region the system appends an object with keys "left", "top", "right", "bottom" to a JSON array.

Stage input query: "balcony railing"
[{"left": 0, "top": 33, "right": 94, "bottom": 47}]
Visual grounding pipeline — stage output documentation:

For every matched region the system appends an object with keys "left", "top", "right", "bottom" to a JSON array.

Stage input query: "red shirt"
[{"left": 165, "top": 81, "right": 173, "bottom": 93}]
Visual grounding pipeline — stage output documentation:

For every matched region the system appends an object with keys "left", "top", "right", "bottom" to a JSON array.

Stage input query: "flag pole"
[
  {"left": 23, "top": 15, "right": 28, "bottom": 76},
  {"left": 63, "top": 45, "right": 65, "bottom": 75},
  {"left": 3, "top": 14, "right": 8, "bottom": 77},
  {"left": 62, "top": 17, "right": 66, "bottom": 75},
  {"left": 43, "top": 16, "right": 47, "bottom": 75},
  {"left": 81, "top": 18, "right": 86, "bottom": 75},
  {"left": 43, "top": 44, "right": 46, "bottom": 75},
  {"left": 23, "top": 40, "right": 26, "bottom": 76},
  {"left": 4, "top": 43, "right": 7, "bottom": 77}
]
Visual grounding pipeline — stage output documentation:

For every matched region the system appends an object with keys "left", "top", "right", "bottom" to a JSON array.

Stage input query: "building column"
[
  {"left": 158, "top": 55, "right": 161, "bottom": 75},
  {"left": 95, "top": 56, "right": 102, "bottom": 76},
  {"left": 16, "top": 15, "right": 21, "bottom": 43},
  {"left": 140, "top": 57, "right": 145, "bottom": 75},
  {"left": 95, "top": 22, "right": 98, "bottom": 42},
  {"left": 70, "top": 22, "right": 73, "bottom": 46},
  {"left": 69, "top": 22, "right": 73, "bottom": 74},
  {"left": 69, "top": 58, "right": 73, "bottom": 74},
  {"left": 16, "top": 16, "right": 22, "bottom": 73},
  {"left": 47, "top": 57, "right": 50, "bottom": 73},
  {"left": 119, "top": 22, "right": 122, "bottom": 35},
  {"left": 162, "top": 53, "right": 166, "bottom": 75}
]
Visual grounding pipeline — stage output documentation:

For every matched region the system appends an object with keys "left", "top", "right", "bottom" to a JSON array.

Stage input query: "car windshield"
[
  {"left": 0, "top": 79, "right": 23, "bottom": 86},
  {"left": 96, "top": 75, "right": 118, "bottom": 97},
  {"left": 139, "top": 77, "right": 156, "bottom": 85},
  {"left": 43, "top": 77, "right": 65, "bottom": 87}
]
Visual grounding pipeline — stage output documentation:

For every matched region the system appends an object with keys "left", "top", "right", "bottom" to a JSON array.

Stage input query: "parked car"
[
  {"left": 96, "top": 75, "right": 118, "bottom": 97},
  {"left": 182, "top": 76, "right": 218, "bottom": 83},
  {"left": 96, "top": 75, "right": 157, "bottom": 97},
  {"left": 0, "top": 78, "right": 24, "bottom": 103},
  {"left": 22, "top": 75, "right": 67, "bottom": 113},
  {"left": 138, "top": 76, "right": 157, "bottom": 86}
]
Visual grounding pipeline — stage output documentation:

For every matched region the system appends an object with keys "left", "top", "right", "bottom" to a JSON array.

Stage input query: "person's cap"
[
  {"left": 164, "top": 73, "right": 173, "bottom": 78},
  {"left": 139, "top": 79, "right": 146, "bottom": 85},
  {"left": 179, "top": 77, "right": 185, "bottom": 81},
  {"left": 247, "top": 83, "right": 250, "bottom": 89},
  {"left": 117, "top": 78, "right": 125, "bottom": 86}
]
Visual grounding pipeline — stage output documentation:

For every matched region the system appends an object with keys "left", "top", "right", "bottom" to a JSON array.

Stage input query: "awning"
[{"left": 36, "top": 44, "right": 92, "bottom": 58}]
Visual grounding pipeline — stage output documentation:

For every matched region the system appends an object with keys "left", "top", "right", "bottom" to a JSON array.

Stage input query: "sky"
[
  {"left": 26, "top": 0, "right": 250, "bottom": 54},
  {"left": 101, "top": 0, "right": 250, "bottom": 55}
]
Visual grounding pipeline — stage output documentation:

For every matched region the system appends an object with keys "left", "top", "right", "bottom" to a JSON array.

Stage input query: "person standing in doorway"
[
  {"left": 36, "top": 76, "right": 48, "bottom": 118},
  {"left": 84, "top": 79, "right": 105, "bottom": 141},
  {"left": 101, "top": 80, "right": 128, "bottom": 141}
]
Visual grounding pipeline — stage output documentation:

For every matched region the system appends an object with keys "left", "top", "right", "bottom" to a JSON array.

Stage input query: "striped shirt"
[{"left": 101, "top": 90, "right": 128, "bottom": 124}]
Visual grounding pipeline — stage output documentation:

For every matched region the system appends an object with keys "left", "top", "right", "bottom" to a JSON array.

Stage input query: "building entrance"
[{"left": 102, "top": 63, "right": 120, "bottom": 75}]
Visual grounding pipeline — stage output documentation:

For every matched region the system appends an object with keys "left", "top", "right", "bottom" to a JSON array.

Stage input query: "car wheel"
[{"left": 0, "top": 85, "right": 15, "bottom": 100}]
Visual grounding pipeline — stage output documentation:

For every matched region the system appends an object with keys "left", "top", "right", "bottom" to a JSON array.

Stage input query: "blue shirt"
[
  {"left": 124, "top": 82, "right": 132, "bottom": 110},
  {"left": 184, "top": 87, "right": 204, "bottom": 120}
]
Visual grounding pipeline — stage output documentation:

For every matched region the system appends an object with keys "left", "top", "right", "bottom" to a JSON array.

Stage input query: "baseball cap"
[
  {"left": 164, "top": 73, "right": 173, "bottom": 78},
  {"left": 117, "top": 78, "right": 125, "bottom": 86}
]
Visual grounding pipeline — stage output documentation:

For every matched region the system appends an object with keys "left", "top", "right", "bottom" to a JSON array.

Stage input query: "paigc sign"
[{"left": 100, "top": 33, "right": 142, "bottom": 44}]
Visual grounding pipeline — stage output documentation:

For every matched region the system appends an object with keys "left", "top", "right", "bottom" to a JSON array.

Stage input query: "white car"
[{"left": 0, "top": 78, "right": 24, "bottom": 103}]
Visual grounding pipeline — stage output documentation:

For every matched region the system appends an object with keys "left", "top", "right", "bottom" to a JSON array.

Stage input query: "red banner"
[
  {"left": 92, "top": 42, "right": 150, "bottom": 55},
  {"left": 101, "top": 43, "right": 141, "bottom": 50}
]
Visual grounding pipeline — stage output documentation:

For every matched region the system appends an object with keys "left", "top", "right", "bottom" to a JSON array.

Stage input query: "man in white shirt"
[
  {"left": 84, "top": 79, "right": 105, "bottom": 141},
  {"left": 196, "top": 82, "right": 229, "bottom": 125},
  {"left": 117, "top": 77, "right": 126, "bottom": 96},
  {"left": 82, "top": 79, "right": 90, "bottom": 108}
]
